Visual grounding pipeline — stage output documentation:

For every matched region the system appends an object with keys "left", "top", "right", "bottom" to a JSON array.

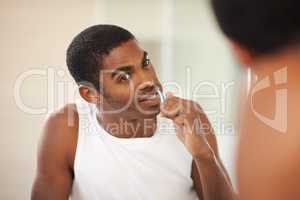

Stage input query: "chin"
[{"left": 138, "top": 106, "right": 160, "bottom": 118}]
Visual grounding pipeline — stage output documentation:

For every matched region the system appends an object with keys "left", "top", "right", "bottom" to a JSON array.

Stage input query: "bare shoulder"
[
  {"left": 38, "top": 103, "right": 79, "bottom": 171},
  {"left": 32, "top": 104, "right": 79, "bottom": 199},
  {"left": 44, "top": 103, "right": 79, "bottom": 134},
  {"left": 237, "top": 91, "right": 300, "bottom": 199}
]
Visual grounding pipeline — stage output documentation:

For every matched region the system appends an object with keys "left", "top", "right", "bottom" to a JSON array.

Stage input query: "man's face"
[{"left": 98, "top": 39, "right": 163, "bottom": 119}]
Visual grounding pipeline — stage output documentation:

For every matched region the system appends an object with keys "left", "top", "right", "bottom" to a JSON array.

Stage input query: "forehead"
[{"left": 101, "top": 39, "right": 144, "bottom": 70}]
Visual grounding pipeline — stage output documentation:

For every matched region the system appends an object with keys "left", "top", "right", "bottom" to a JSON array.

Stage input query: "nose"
[
  {"left": 136, "top": 68, "right": 157, "bottom": 92},
  {"left": 138, "top": 81, "right": 155, "bottom": 94}
]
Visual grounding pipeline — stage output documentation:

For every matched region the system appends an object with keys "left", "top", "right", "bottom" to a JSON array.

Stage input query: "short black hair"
[
  {"left": 211, "top": 0, "right": 300, "bottom": 55},
  {"left": 66, "top": 24, "right": 135, "bottom": 90}
]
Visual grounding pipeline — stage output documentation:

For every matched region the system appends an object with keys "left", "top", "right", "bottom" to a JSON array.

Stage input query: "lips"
[
  {"left": 138, "top": 92, "right": 159, "bottom": 102},
  {"left": 137, "top": 92, "right": 161, "bottom": 107}
]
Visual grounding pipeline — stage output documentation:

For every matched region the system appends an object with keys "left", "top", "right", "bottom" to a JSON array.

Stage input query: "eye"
[
  {"left": 142, "top": 58, "right": 151, "bottom": 68},
  {"left": 117, "top": 72, "right": 130, "bottom": 82}
]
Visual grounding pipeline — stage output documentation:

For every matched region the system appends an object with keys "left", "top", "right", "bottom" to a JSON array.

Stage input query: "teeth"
[
  {"left": 145, "top": 95, "right": 157, "bottom": 100},
  {"left": 146, "top": 94, "right": 157, "bottom": 100}
]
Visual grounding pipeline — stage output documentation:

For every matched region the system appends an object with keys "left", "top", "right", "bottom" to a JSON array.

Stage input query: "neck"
[
  {"left": 236, "top": 46, "right": 300, "bottom": 126},
  {"left": 250, "top": 47, "right": 300, "bottom": 77},
  {"left": 96, "top": 112, "right": 158, "bottom": 139},
  {"left": 240, "top": 46, "right": 300, "bottom": 128}
]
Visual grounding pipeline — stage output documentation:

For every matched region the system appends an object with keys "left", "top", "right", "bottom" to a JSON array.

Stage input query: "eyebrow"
[{"left": 111, "top": 51, "right": 149, "bottom": 78}]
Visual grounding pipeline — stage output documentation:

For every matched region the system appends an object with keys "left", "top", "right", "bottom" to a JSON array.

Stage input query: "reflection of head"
[
  {"left": 211, "top": 0, "right": 300, "bottom": 56},
  {"left": 66, "top": 24, "right": 135, "bottom": 90}
]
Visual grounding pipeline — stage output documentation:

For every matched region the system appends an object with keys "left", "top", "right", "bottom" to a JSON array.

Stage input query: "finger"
[
  {"left": 160, "top": 96, "right": 182, "bottom": 119},
  {"left": 172, "top": 116, "right": 186, "bottom": 143},
  {"left": 173, "top": 115, "right": 185, "bottom": 127}
]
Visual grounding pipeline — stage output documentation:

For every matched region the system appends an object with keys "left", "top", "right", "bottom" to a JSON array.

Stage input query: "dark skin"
[
  {"left": 31, "top": 39, "right": 235, "bottom": 199},
  {"left": 161, "top": 93, "right": 236, "bottom": 200}
]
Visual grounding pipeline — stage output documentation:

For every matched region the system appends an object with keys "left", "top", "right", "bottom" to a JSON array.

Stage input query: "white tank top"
[{"left": 70, "top": 98, "right": 198, "bottom": 200}]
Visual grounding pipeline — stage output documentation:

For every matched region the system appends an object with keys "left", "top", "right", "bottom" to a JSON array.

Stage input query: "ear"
[
  {"left": 79, "top": 85, "right": 100, "bottom": 104},
  {"left": 229, "top": 40, "right": 253, "bottom": 66}
]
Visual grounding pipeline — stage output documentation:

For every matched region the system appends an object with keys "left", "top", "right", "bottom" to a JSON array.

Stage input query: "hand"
[{"left": 160, "top": 93, "right": 215, "bottom": 158}]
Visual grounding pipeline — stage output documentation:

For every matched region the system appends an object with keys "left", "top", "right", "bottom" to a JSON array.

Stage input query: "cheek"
[
  {"left": 105, "top": 84, "right": 134, "bottom": 105},
  {"left": 102, "top": 77, "right": 130, "bottom": 99}
]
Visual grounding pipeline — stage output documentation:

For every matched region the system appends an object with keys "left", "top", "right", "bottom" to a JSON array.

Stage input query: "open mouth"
[
  {"left": 138, "top": 92, "right": 159, "bottom": 102},
  {"left": 137, "top": 86, "right": 165, "bottom": 103},
  {"left": 137, "top": 91, "right": 161, "bottom": 109}
]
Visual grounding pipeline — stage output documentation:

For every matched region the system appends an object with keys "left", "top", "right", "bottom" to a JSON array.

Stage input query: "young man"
[
  {"left": 31, "top": 25, "right": 235, "bottom": 200},
  {"left": 211, "top": 0, "right": 300, "bottom": 199}
]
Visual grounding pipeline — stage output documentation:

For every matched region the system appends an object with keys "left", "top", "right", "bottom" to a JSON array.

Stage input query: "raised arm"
[
  {"left": 161, "top": 94, "right": 236, "bottom": 200},
  {"left": 191, "top": 128, "right": 235, "bottom": 200}
]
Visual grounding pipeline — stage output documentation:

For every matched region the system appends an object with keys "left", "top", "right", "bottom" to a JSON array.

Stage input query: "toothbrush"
[{"left": 156, "top": 87, "right": 166, "bottom": 103}]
